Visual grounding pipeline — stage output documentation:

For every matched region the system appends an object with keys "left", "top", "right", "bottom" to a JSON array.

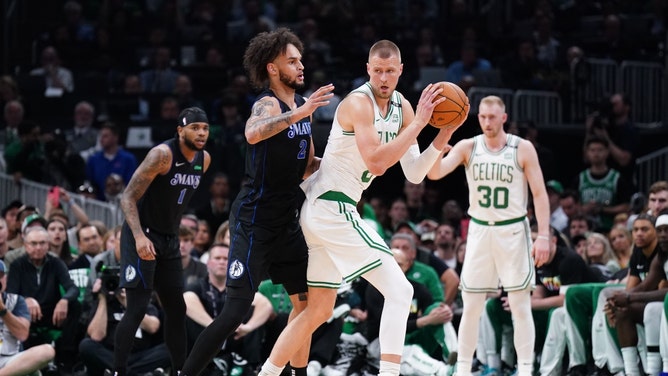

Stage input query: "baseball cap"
[
  {"left": 546, "top": 180, "right": 564, "bottom": 194},
  {"left": 21, "top": 213, "right": 48, "bottom": 234},
  {"left": 656, "top": 214, "right": 668, "bottom": 228}
]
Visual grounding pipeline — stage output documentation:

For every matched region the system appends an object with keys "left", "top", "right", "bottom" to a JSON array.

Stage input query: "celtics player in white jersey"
[
  {"left": 256, "top": 40, "right": 467, "bottom": 376},
  {"left": 428, "top": 96, "right": 551, "bottom": 376}
]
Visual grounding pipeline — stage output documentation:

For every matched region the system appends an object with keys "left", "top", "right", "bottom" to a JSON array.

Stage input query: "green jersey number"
[{"left": 477, "top": 185, "right": 509, "bottom": 209}]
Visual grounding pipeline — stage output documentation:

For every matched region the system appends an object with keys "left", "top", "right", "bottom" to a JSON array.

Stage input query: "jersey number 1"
[{"left": 177, "top": 188, "right": 187, "bottom": 205}]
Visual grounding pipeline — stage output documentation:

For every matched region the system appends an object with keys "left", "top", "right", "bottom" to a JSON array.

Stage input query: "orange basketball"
[{"left": 429, "top": 82, "right": 470, "bottom": 128}]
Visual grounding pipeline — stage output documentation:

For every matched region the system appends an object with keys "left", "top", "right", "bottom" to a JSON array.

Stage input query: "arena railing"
[
  {"left": 635, "top": 146, "right": 668, "bottom": 195},
  {"left": 621, "top": 60, "right": 665, "bottom": 126},
  {"left": 0, "top": 172, "right": 124, "bottom": 228},
  {"left": 466, "top": 87, "right": 515, "bottom": 116},
  {"left": 512, "top": 90, "right": 563, "bottom": 126}
]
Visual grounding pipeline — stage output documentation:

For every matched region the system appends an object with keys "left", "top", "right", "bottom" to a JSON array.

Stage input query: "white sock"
[
  {"left": 647, "top": 352, "right": 662, "bottom": 375},
  {"left": 259, "top": 360, "right": 284, "bottom": 376},
  {"left": 379, "top": 360, "right": 400, "bottom": 376},
  {"left": 455, "top": 360, "right": 473, "bottom": 376},
  {"left": 621, "top": 347, "right": 640, "bottom": 376},
  {"left": 487, "top": 353, "right": 501, "bottom": 369}
]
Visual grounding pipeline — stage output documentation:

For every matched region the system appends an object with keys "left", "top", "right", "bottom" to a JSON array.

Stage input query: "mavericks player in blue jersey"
[
  {"left": 180, "top": 28, "right": 335, "bottom": 376},
  {"left": 428, "top": 96, "right": 551, "bottom": 376},
  {"left": 113, "top": 107, "right": 211, "bottom": 375}
]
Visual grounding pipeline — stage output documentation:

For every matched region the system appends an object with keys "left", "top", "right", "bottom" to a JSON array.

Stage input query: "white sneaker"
[
  {"left": 308, "top": 360, "right": 323, "bottom": 376},
  {"left": 322, "top": 365, "right": 346, "bottom": 376}
]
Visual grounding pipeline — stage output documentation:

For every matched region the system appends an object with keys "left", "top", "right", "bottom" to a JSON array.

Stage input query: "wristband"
[
  {"left": 537, "top": 235, "right": 549, "bottom": 241},
  {"left": 0, "top": 308, "right": 8, "bottom": 317}
]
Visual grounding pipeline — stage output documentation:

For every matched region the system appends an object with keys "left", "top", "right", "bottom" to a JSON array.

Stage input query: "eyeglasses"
[
  {"left": 26, "top": 241, "right": 48, "bottom": 247},
  {"left": 78, "top": 185, "right": 95, "bottom": 194}
]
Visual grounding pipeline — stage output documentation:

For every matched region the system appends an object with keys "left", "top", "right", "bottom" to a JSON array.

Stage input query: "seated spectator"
[
  {"left": 29, "top": 46, "right": 74, "bottom": 93},
  {"left": 194, "top": 173, "right": 232, "bottom": 243},
  {"left": 85, "top": 122, "right": 137, "bottom": 201},
  {"left": 575, "top": 135, "right": 632, "bottom": 233},
  {"left": 5, "top": 212, "right": 48, "bottom": 266},
  {"left": 562, "top": 214, "right": 659, "bottom": 376},
  {"left": 445, "top": 42, "right": 492, "bottom": 88},
  {"left": 608, "top": 214, "right": 668, "bottom": 376},
  {"left": 546, "top": 180, "right": 568, "bottom": 232},
  {"left": 584, "top": 232, "right": 621, "bottom": 280},
  {"left": 103, "top": 173, "right": 125, "bottom": 206},
  {"left": 64, "top": 101, "right": 99, "bottom": 161},
  {"left": 4, "top": 121, "right": 45, "bottom": 182},
  {"left": 1, "top": 200, "right": 22, "bottom": 251},
  {"left": 184, "top": 243, "right": 273, "bottom": 372},
  {"left": 173, "top": 75, "right": 203, "bottom": 110},
  {"left": 193, "top": 220, "right": 212, "bottom": 260},
  {"left": 608, "top": 224, "right": 633, "bottom": 269},
  {"left": 42, "top": 135, "right": 87, "bottom": 192},
  {"left": 178, "top": 226, "right": 207, "bottom": 286},
  {"left": 46, "top": 217, "right": 77, "bottom": 266},
  {"left": 1, "top": 100, "right": 23, "bottom": 149},
  {"left": 139, "top": 47, "right": 180, "bottom": 94},
  {"left": 500, "top": 38, "right": 549, "bottom": 90},
  {"left": 69, "top": 224, "right": 104, "bottom": 314},
  {"left": 0, "top": 218, "right": 8, "bottom": 260},
  {"left": 6, "top": 226, "right": 80, "bottom": 372},
  {"left": 0, "top": 260, "right": 56, "bottom": 375},
  {"left": 585, "top": 92, "right": 638, "bottom": 178},
  {"left": 79, "top": 287, "right": 170, "bottom": 375}
]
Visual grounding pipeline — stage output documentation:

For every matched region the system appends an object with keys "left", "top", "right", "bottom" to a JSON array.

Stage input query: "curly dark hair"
[{"left": 243, "top": 27, "right": 303, "bottom": 89}]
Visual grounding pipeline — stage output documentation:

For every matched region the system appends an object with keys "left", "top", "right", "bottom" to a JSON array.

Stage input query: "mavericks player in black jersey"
[
  {"left": 113, "top": 107, "right": 211, "bottom": 376},
  {"left": 181, "top": 28, "right": 334, "bottom": 376}
]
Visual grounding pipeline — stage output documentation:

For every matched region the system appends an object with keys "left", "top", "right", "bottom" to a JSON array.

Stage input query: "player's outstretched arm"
[
  {"left": 245, "top": 84, "right": 334, "bottom": 144},
  {"left": 120, "top": 145, "right": 172, "bottom": 239},
  {"left": 426, "top": 139, "right": 472, "bottom": 180}
]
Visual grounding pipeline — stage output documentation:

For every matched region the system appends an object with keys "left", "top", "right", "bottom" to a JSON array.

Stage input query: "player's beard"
[
  {"left": 183, "top": 136, "right": 204, "bottom": 151},
  {"left": 279, "top": 71, "right": 304, "bottom": 90}
]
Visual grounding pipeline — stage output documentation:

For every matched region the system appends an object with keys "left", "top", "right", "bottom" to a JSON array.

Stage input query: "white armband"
[{"left": 400, "top": 143, "right": 442, "bottom": 183}]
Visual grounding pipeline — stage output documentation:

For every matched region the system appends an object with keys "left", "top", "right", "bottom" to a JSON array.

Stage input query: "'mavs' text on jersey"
[{"left": 170, "top": 173, "right": 201, "bottom": 189}]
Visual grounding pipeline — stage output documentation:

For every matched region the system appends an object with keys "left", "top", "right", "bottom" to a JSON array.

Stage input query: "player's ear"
[{"left": 267, "top": 63, "right": 277, "bottom": 75}]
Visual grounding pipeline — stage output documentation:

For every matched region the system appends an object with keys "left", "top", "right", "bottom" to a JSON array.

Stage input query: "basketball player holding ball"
[
  {"left": 427, "top": 95, "right": 551, "bottom": 376},
  {"left": 256, "top": 40, "right": 467, "bottom": 376}
]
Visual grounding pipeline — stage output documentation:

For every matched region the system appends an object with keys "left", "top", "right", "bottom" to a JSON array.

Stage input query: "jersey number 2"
[
  {"left": 477, "top": 186, "right": 509, "bottom": 208},
  {"left": 297, "top": 139, "right": 307, "bottom": 160}
]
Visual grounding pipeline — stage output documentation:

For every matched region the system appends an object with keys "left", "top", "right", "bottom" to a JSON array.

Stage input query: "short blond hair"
[
  {"left": 479, "top": 95, "right": 506, "bottom": 112},
  {"left": 369, "top": 40, "right": 401, "bottom": 62}
]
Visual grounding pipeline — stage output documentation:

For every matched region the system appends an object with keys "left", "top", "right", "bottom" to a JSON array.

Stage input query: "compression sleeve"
[{"left": 400, "top": 143, "right": 442, "bottom": 184}]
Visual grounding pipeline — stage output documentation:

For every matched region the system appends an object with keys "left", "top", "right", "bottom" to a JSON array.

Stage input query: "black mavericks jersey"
[
  {"left": 137, "top": 138, "right": 204, "bottom": 235},
  {"left": 233, "top": 90, "right": 311, "bottom": 225}
]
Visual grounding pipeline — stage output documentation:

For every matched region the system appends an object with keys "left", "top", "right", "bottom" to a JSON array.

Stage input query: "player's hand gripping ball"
[{"left": 429, "top": 81, "right": 470, "bottom": 129}]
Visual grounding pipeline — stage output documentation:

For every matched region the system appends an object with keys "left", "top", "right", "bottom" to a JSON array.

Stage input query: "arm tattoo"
[
  {"left": 247, "top": 100, "right": 294, "bottom": 141},
  {"left": 120, "top": 147, "right": 171, "bottom": 237}
]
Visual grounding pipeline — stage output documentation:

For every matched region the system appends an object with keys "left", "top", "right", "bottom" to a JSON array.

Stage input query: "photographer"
[
  {"left": 79, "top": 278, "right": 170, "bottom": 376},
  {"left": 0, "top": 260, "right": 55, "bottom": 375},
  {"left": 585, "top": 92, "right": 638, "bottom": 178}
]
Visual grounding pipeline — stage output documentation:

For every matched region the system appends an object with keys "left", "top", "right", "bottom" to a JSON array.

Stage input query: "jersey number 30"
[{"left": 477, "top": 186, "right": 509, "bottom": 209}]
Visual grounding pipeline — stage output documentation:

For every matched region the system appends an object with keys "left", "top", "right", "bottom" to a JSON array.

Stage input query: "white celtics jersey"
[
  {"left": 465, "top": 134, "right": 528, "bottom": 222},
  {"left": 302, "top": 82, "right": 403, "bottom": 203}
]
